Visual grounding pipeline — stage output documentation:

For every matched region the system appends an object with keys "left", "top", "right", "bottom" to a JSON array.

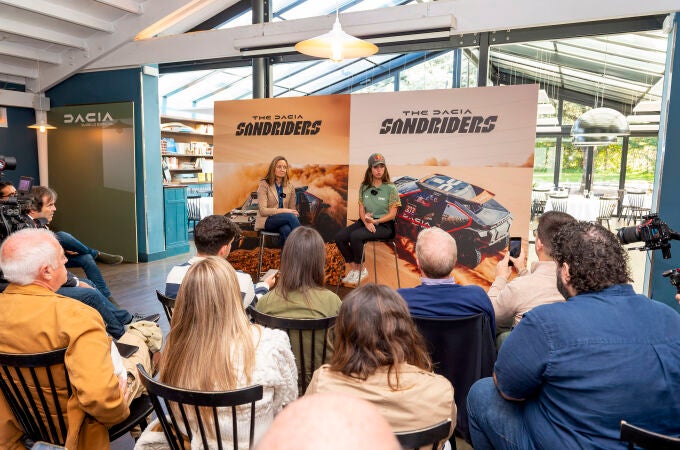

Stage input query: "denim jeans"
[
  {"left": 57, "top": 283, "right": 132, "bottom": 339},
  {"left": 56, "top": 231, "right": 111, "bottom": 298},
  {"left": 466, "top": 377, "right": 537, "bottom": 450},
  {"left": 264, "top": 213, "right": 300, "bottom": 248}
]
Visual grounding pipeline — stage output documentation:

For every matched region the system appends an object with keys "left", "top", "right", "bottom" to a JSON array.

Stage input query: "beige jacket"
[
  {"left": 255, "top": 179, "right": 296, "bottom": 230},
  {"left": 0, "top": 284, "right": 129, "bottom": 450},
  {"left": 306, "top": 363, "right": 455, "bottom": 437},
  {"left": 488, "top": 260, "right": 565, "bottom": 329}
]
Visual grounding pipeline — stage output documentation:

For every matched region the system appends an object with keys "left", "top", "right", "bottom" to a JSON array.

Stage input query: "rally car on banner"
[{"left": 394, "top": 174, "right": 513, "bottom": 268}]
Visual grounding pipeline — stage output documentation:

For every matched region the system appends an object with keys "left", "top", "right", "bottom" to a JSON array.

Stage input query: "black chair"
[
  {"left": 531, "top": 188, "right": 550, "bottom": 220},
  {"left": 187, "top": 195, "right": 201, "bottom": 232},
  {"left": 395, "top": 419, "right": 453, "bottom": 450},
  {"left": 0, "top": 348, "right": 152, "bottom": 446},
  {"left": 357, "top": 221, "right": 401, "bottom": 288},
  {"left": 137, "top": 364, "right": 263, "bottom": 450},
  {"left": 247, "top": 307, "right": 335, "bottom": 393},
  {"left": 620, "top": 420, "right": 680, "bottom": 449},
  {"left": 412, "top": 313, "right": 496, "bottom": 444},
  {"left": 156, "top": 289, "right": 176, "bottom": 322}
]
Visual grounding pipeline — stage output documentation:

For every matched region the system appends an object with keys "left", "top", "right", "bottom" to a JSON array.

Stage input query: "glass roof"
[{"left": 158, "top": 2, "right": 668, "bottom": 123}]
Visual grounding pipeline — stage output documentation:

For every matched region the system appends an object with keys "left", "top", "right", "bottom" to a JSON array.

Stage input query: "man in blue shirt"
[
  {"left": 397, "top": 226, "right": 495, "bottom": 335},
  {"left": 467, "top": 221, "right": 680, "bottom": 449}
]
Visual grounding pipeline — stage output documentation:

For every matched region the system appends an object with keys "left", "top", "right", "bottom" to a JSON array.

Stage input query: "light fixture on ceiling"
[
  {"left": 295, "top": 6, "right": 378, "bottom": 62},
  {"left": 27, "top": 61, "right": 56, "bottom": 133},
  {"left": 570, "top": 39, "right": 628, "bottom": 147}
]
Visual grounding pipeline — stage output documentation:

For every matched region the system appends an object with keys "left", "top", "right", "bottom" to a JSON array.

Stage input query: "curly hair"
[
  {"left": 551, "top": 221, "right": 631, "bottom": 295},
  {"left": 329, "top": 284, "right": 432, "bottom": 390}
]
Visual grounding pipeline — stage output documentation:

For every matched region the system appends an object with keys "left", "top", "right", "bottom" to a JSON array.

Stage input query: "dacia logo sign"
[{"left": 63, "top": 112, "right": 114, "bottom": 124}]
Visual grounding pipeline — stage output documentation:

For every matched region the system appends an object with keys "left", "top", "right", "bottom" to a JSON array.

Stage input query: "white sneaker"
[
  {"left": 342, "top": 270, "right": 359, "bottom": 284},
  {"left": 357, "top": 267, "right": 369, "bottom": 283}
]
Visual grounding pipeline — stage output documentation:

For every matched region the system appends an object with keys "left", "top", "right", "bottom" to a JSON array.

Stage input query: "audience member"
[
  {"left": 397, "top": 227, "right": 495, "bottom": 336},
  {"left": 28, "top": 186, "right": 123, "bottom": 304},
  {"left": 256, "top": 393, "right": 401, "bottom": 450},
  {"left": 306, "top": 284, "right": 455, "bottom": 445},
  {"left": 256, "top": 226, "right": 341, "bottom": 388},
  {"left": 256, "top": 156, "right": 300, "bottom": 248},
  {"left": 488, "top": 211, "right": 576, "bottom": 339},
  {"left": 336, "top": 153, "right": 400, "bottom": 285},
  {"left": 165, "top": 215, "right": 275, "bottom": 305},
  {"left": 0, "top": 228, "right": 159, "bottom": 450},
  {"left": 137, "top": 256, "right": 297, "bottom": 449},
  {"left": 467, "top": 221, "right": 680, "bottom": 450}
]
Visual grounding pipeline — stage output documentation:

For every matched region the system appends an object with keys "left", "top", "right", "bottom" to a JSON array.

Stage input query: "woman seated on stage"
[
  {"left": 256, "top": 155, "right": 300, "bottom": 248},
  {"left": 136, "top": 257, "right": 297, "bottom": 449},
  {"left": 335, "top": 153, "right": 401, "bottom": 285},
  {"left": 306, "top": 284, "right": 455, "bottom": 446},
  {"left": 255, "top": 226, "right": 342, "bottom": 389}
]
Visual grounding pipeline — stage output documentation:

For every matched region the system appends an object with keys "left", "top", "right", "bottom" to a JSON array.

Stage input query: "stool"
[
  {"left": 357, "top": 233, "right": 401, "bottom": 288},
  {"left": 257, "top": 231, "right": 280, "bottom": 278}
]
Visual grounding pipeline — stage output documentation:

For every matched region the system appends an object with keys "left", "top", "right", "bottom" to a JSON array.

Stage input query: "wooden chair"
[
  {"left": 247, "top": 307, "right": 335, "bottom": 393},
  {"left": 0, "top": 348, "right": 152, "bottom": 446},
  {"left": 156, "top": 289, "right": 176, "bottom": 322},
  {"left": 625, "top": 191, "right": 651, "bottom": 225},
  {"left": 548, "top": 193, "right": 568, "bottom": 213},
  {"left": 531, "top": 188, "right": 550, "bottom": 220},
  {"left": 620, "top": 420, "right": 680, "bottom": 449},
  {"left": 412, "top": 314, "right": 496, "bottom": 444},
  {"left": 137, "top": 364, "right": 263, "bottom": 450},
  {"left": 395, "top": 420, "right": 453, "bottom": 450},
  {"left": 596, "top": 196, "right": 618, "bottom": 230}
]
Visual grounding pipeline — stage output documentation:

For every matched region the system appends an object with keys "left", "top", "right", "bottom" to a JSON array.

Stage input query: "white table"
[{"left": 545, "top": 195, "right": 600, "bottom": 221}]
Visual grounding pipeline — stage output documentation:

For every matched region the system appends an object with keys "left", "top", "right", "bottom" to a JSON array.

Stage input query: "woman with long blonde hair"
[{"left": 136, "top": 257, "right": 297, "bottom": 448}]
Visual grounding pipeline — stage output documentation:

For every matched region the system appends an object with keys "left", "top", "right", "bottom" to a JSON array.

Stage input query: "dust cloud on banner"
[{"left": 214, "top": 84, "right": 537, "bottom": 287}]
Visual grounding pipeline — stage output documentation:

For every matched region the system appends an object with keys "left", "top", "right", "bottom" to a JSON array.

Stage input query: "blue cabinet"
[{"left": 164, "top": 185, "right": 190, "bottom": 256}]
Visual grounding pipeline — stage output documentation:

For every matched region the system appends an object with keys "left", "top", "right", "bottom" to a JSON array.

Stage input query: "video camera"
[
  {"left": 0, "top": 156, "right": 37, "bottom": 242},
  {"left": 663, "top": 268, "right": 680, "bottom": 294},
  {"left": 617, "top": 213, "right": 680, "bottom": 259}
]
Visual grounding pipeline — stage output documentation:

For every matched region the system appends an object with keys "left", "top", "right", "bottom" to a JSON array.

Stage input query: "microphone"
[{"left": 279, "top": 192, "right": 287, "bottom": 198}]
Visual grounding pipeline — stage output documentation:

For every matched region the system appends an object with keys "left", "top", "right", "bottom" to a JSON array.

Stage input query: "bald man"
[{"left": 256, "top": 393, "right": 401, "bottom": 450}]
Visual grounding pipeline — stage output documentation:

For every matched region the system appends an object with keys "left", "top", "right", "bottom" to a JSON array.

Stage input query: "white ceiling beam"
[
  {"left": 0, "top": 62, "right": 37, "bottom": 79},
  {"left": 0, "top": 89, "right": 37, "bottom": 108},
  {"left": 0, "top": 42, "right": 62, "bottom": 65},
  {"left": 88, "top": 0, "right": 679, "bottom": 71},
  {"left": 0, "top": 0, "right": 115, "bottom": 32},
  {"left": 0, "top": 17, "right": 87, "bottom": 49},
  {"left": 94, "top": 0, "right": 143, "bottom": 15},
  {"left": 40, "top": 0, "right": 197, "bottom": 90}
]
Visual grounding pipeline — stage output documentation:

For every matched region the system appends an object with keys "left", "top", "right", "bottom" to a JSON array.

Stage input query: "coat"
[
  {"left": 0, "top": 284, "right": 129, "bottom": 450},
  {"left": 255, "top": 179, "right": 296, "bottom": 231}
]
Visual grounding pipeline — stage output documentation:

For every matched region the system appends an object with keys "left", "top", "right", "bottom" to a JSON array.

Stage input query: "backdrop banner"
[{"left": 215, "top": 85, "right": 537, "bottom": 287}]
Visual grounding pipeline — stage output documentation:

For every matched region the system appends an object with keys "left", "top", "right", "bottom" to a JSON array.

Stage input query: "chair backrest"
[
  {"left": 395, "top": 420, "right": 452, "bottom": 450},
  {"left": 620, "top": 420, "right": 680, "bottom": 450},
  {"left": 626, "top": 191, "right": 646, "bottom": 208},
  {"left": 548, "top": 194, "right": 568, "bottom": 212},
  {"left": 247, "top": 307, "right": 335, "bottom": 393},
  {"left": 156, "top": 289, "right": 176, "bottom": 322},
  {"left": 412, "top": 313, "right": 496, "bottom": 444},
  {"left": 187, "top": 196, "right": 201, "bottom": 221},
  {"left": 0, "top": 349, "right": 71, "bottom": 445},
  {"left": 137, "top": 364, "right": 264, "bottom": 450},
  {"left": 598, "top": 197, "right": 617, "bottom": 219}
]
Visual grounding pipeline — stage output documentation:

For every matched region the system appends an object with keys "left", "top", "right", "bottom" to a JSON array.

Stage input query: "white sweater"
[{"left": 135, "top": 326, "right": 298, "bottom": 450}]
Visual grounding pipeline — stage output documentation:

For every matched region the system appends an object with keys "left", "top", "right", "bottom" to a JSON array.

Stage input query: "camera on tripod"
[
  {"left": 617, "top": 213, "right": 679, "bottom": 259},
  {"left": 663, "top": 268, "right": 680, "bottom": 294},
  {"left": 0, "top": 156, "right": 37, "bottom": 242}
]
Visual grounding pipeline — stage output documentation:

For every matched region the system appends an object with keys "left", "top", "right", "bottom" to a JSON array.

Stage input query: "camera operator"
[{"left": 27, "top": 186, "right": 123, "bottom": 304}]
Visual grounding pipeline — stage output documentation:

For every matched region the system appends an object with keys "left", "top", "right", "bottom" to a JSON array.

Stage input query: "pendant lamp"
[
  {"left": 28, "top": 62, "right": 56, "bottom": 133},
  {"left": 570, "top": 107, "right": 629, "bottom": 147},
  {"left": 295, "top": 9, "right": 378, "bottom": 62}
]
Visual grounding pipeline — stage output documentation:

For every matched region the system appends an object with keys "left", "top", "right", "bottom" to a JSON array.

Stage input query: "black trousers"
[{"left": 334, "top": 220, "right": 395, "bottom": 264}]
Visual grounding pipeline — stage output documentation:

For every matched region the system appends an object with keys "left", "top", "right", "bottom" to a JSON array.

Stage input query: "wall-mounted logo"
[{"left": 63, "top": 111, "right": 115, "bottom": 127}]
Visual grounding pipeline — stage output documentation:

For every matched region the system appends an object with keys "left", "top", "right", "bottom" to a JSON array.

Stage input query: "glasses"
[{"left": 275, "top": 165, "right": 288, "bottom": 170}]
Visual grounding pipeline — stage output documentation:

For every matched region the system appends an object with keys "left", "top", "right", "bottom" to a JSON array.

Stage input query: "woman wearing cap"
[
  {"left": 256, "top": 156, "right": 300, "bottom": 248},
  {"left": 335, "top": 153, "right": 401, "bottom": 285}
]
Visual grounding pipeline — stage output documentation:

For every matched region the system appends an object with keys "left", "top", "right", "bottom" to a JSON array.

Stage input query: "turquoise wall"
[
  {"left": 0, "top": 103, "right": 39, "bottom": 185},
  {"left": 47, "top": 68, "right": 165, "bottom": 261}
]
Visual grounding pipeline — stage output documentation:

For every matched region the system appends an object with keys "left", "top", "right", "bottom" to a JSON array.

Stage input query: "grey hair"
[
  {"left": 0, "top": 228, "right": 61, "bottom": 285},
  {"left": 415, "top": 227, "right": 457, "bottom": 279}
]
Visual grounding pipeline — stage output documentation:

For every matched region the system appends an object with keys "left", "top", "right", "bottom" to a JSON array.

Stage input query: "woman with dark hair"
[
  {"left": 255, "top": 156, "right": 300, "bottom": 248},
  {"left": 136, "top": 257, "right": 297, "bottom": 449},
  {"left": 306, "top": 284, "right": 455, "bottom": 443},
  {"left": 256, "top": 226, "right": 342, "bottom": 388},
  {"left": 335, "top": 153, "right": 401, "bottom": 285}
]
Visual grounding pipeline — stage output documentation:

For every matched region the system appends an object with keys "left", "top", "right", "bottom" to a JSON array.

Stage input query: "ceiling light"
[
  {"left": 295, "top": 10, "right": 378, "bottom": 62},
  {"left": 27, "top": 121, "right": 56, "bottom": 133},
  {"left": 571, "top": 107, "right": 629, "bottom": 147}
]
